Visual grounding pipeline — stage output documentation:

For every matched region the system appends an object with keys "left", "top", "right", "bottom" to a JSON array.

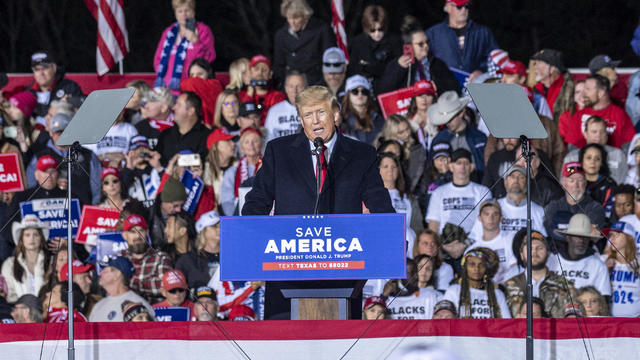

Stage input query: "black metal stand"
[
  {"left": 66, "top": 141, "right": 81, "bottom": 360},
  {"left": 520, "top": 135, "right": 534, "bottom": 360}
]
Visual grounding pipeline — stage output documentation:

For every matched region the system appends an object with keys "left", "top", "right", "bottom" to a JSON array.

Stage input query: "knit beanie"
[
  {"left": 161, "top": 176, "right": 187, "bottom": 203},
  {"left": 9, "top": 91, "right": 38, "bottom": 118}
]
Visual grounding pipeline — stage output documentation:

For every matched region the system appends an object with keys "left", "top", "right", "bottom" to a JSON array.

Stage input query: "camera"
[{"left": 250, "top": 79, "right": 268, "bottom": 87}]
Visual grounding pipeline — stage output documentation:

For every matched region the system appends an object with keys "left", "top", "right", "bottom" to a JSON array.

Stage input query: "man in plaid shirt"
[{"left": 122, "top": 214, "right": 173, "bottom": 304}]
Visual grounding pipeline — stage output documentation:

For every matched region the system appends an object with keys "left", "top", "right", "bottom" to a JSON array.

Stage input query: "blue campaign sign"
[
  {"left": 95, "top": 232, "right": 127, "bottom": 274},
  {"left": 20, "top": 198, "right": 81, "bottom": 239},
  {"left": 180, "top": 169, "right": 204, "bottom": 214},
  {"left": 154, "top": 307, "right": 190, "bottom": 321},
  {"left": 220, "top": 214, "right": 406, "bottom": 281},
  {"left": 450, "top": 67, "right": 470, "bottom": 88}
]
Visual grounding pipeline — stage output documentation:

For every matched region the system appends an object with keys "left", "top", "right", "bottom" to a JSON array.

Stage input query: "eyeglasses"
[
  {"left": 455, "top": 4, "right": 470, "bottom": 10},
  {"left": 102, "top": 179, "right": 120, "bottom": 186},
  {"left": 168, "top": 288, "right": 186, "bottom": 294},
  {"left": 369, "top": 27, "right": 384, "bottom": 33},
  {"left": 413, "top": 41, "right": 428, "bottom": 48},
  {"left": 323, "top": 62, "right": 344, "bottom": 68},
  {"left": 350, "top": 88, "right": 370, "bottom": 96},
  {"left": 223, "top": 101, "right": 236, "bottom": 107}
]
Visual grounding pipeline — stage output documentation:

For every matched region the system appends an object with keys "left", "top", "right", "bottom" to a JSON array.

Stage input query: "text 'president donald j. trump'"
[{"left": 242, "top": 85, "right": 395, "bottom": 319}]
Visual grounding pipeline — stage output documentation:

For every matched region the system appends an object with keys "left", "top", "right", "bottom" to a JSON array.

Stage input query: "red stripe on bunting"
[{"left": 1, "top": 318, "right": 640, "bottom": 343}]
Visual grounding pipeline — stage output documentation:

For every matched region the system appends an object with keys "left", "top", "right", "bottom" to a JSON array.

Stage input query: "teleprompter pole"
[{"left": 521, "top": 136, "right": 534, "bottom": 360}]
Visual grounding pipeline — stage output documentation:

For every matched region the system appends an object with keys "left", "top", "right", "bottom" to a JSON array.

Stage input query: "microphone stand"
[
  {"left": 66, "top": 142, "right": 80, "bottom": 360},
  {"left": 312, "top": 137, "right": 324, "bottom": 215}
]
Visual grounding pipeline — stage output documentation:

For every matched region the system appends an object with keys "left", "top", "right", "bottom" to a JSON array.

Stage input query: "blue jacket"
[
  {"left": 426, "top": 19, "right": 498, "bottom": 73},
  {"left": 431, "top": 125, "right": 487, "bottom": 174}
]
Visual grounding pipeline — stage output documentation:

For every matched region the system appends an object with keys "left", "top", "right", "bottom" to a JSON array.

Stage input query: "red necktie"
[{"left": 316, "top": 145, "right": 327, "bottom": 192}]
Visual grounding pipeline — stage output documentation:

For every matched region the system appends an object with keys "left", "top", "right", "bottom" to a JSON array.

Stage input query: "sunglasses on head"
[
  {"left": 455, "top": 4, "right": 470, "bottom": 10},
  {"left": 102, "top": 179, "right": 120, "bottom": 186},
  {"left": 168, "top": 288, "right": 186, "bottom": 294},
  {"left": 370, "top": 27, "right": 384, "bottom": 33},
  {"left": 565, "top": 166, "right": 583, "bottom": 174},
  {"left": 350, "top": 88, "right": 370, "bottom": 96},
  {"left": 323, "top": 62, "right": 344, "bottom": 68}
]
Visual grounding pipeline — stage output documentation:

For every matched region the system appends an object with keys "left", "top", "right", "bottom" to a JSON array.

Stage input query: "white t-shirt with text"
[
  {"left": 546, "top": 253, "right": 611, "bottom": 296},
  {"left": 443, "top": 284, "right": 511, "bottom": 319},
  {"left": 426, "top": 181, "right": 491, "bottom": 233}
]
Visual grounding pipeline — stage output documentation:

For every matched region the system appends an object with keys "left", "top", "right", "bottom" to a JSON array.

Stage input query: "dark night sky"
[{"left": 0, "top": 0, "right": 639, "bottom": 74}]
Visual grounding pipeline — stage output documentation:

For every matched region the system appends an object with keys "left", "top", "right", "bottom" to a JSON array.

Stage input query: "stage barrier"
[{"left": 1, "top": 318, "right": 639, "bottom": 359}]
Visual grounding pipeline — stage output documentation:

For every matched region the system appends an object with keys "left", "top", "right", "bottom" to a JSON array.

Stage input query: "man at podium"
[{"left": 243, "top": 85, "right": 394, "bottom": 319}]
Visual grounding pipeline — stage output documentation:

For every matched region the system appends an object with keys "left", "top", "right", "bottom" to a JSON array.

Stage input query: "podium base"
[{"left": 291, "top": 298, "right": 349, "bottom": 320}]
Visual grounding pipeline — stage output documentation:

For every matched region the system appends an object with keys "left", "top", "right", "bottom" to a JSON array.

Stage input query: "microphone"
[{"left": 312, "top": 137, "right": 324, "bottom": 155}]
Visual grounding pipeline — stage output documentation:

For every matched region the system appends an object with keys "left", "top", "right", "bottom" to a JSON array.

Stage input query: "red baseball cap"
[
  {"left": 162, "top": 269, "right": 187, "bottom": 291},
  {"left": 250, "top": 54, "right": 270, "bottom": 68},
  {"left": 206, "top": 128, "right": 235, "bottom": 150},
  {"left": 498, "top": 60, "right": 527, "bottom": 77},
  {"left": 240, "top": 127, "right": 263, "bottom": 138},
  {"left": 447, "top": 0, "right": 470, "bottom": 5},
  {"left": 59, "top": 260, "right": 94, "bottom": 282},
  {"left": 228, "top": 304, "right": 256, "bottom": 321},
  {"left": 562, "top": 161, "right": 584, "bottom": 178},
  {"left": 363, "top": 296, "right": 387, "bottom": 310},
  {"left": 101, "top": 167, "right": 121, "bottom": 181},
  {"left": 123, "top": 214, "right": 147, "bottom": 231},
  {"left": 412, "top": 80, "right": 437, "bottom": 97},
  {"left": 36, "top": 155, "right": 58, "bottom": 172}
]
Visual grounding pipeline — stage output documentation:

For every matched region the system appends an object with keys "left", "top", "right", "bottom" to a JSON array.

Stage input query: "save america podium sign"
[{"left": 220, "top": 214, "right": 406, "bottom": 281}]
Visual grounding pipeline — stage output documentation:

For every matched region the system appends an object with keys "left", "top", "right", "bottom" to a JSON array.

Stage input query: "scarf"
[
  {"left": 155, "top": 23, "right": 189, "bottom": 90},
  {"left": 234, "top": 156, "right": 261, "bottom": 197},
  {"left": 149, "top": 113, "right": 175, "bottom": 131}
]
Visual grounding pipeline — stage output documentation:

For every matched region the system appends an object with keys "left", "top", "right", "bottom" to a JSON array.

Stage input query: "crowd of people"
[{"left": 1, "top": 0, "right": 640, "bottom": 324}]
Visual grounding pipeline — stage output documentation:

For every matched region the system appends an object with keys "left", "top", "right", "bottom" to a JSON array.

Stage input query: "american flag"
[
  {"left": 85, "top": 0, "right": 129, "bottom": 75},
  {"left": 330, "top": 0, "right": 349, "bottom": 61}
]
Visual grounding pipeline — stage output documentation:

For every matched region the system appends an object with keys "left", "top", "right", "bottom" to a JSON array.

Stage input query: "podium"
[{"left": 220, "top": 214, "right": 405, "bottom": 320}]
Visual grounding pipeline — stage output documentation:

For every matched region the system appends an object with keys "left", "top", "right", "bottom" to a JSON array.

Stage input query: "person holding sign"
[
  {"left": 152, "top": 269, "right": 194, "bottom": 319},
  {"left": 243, "top": 85, "right": 394, "bottom": 319},
  {"left": 1, "top": 215, "right": 50, "bottom": 303}
]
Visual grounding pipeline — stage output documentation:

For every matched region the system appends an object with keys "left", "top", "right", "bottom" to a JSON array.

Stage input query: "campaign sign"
[
  {"left": 450, "top": 67, "right": 471, "bottom": 88},
  {"left": 95, "top": 231, "right": 127, "bottom": 274},
  {"left": 154, "top": 307, "right": 190, "bottom": 322},
  {"left": 0, "top": 153, "right": 24, "bottom": 192},
  {"left": 377, "top": 87, "right": 413, "bottom": 119},
  {"left": 20, "top": 198, "right": 81, "bottom": 239},
  {"left": 76, "top": 205, "right": 121, "bottom": 245},
  {"left": 180, "top": 169, "right": 204, "bottom": 214},
  {"left": 220, "top": 214, "right": 406, "bottom": 281}
]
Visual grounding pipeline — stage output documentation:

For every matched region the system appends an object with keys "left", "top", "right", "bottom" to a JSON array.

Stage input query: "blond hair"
[
  {"left": 295, "top": 86, "right": 337, "bottom": 116},
  {"left": 226, "top": 58, "right": 249, "bottom": 91},
  {"left": 280, "top": 0, "right": 313, "bottom": 18},
  {"left": 172, "top": 0, "right": 195, "bottom": 11},
  {"left": 213, "top": 89, "right": 239, "bottom": 128}
]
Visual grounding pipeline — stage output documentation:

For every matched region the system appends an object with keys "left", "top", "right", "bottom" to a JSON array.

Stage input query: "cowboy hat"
[
  {"left": 11, "top": 214, "right": 49, "bottom": 245},
  {"left": 553, "top": 213, "right": 601, "bottom": 240},
  {"left": 427, "top": 90, "right": 471, "bottom": 126}
]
